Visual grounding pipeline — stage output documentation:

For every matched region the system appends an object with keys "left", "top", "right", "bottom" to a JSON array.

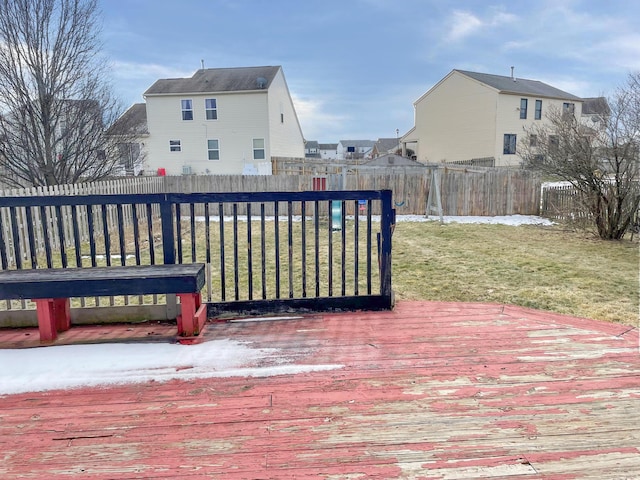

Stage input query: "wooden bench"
[{"left": 0, "top": 264, "right": 207, "bottom": 342}]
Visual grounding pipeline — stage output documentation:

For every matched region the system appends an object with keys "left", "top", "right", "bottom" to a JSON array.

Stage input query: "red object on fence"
[
  {"left": 312, "top": 177, "right": 326, "bottom": 191},
  {"left": 157, "top": 168, "right": 166, "bottom": 176}
]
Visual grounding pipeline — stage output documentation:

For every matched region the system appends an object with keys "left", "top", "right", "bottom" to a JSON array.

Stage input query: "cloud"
[
  {"left": 110, "top": 61, "right": 192, "bottom": 81},
  {"left": 445, "top": 9, "right": 518, "bottom": 43},
  {"left": 447, "top": 11, "right": 483, "bottom": 42},
  {"left": 290, "top": 93, "right": 348, "bottom": 141}
]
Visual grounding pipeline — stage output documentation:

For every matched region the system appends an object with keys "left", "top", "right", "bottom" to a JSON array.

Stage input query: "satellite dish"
[{"left": 256, "top": 77, "right": 267, "bottom": 89}]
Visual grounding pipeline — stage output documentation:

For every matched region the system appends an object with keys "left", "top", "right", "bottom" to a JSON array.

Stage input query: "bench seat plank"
[{"left": 0, "top": 264, "right": 205, "bottom": 300}]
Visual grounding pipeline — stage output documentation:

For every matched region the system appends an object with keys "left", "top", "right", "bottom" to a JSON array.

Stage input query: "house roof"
[
  {"left": 374, "top": 138, "right": 400, "bottom": 152},
  {"left": 107, "top": 103, "right": 148, "bottom": 135},
  {"left": 456, "top": 70, "right": 582, "bottom": 101},
  {"left": 144, "top": 66, "right": 281, "bottom": 95},
  {"left": 305, "top": 140, "right": 319, "bottom": 149},
  {"left": 318, "top": 143, "right": 338, "bottom": 150},
  {"left": 339, "top": 140, "right": 375, "bottom": 148}
]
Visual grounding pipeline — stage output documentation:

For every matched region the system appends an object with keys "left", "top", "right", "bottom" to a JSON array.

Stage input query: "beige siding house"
[
  {"left": 402, "top": 69, "right": 583, "bottom": 167},
  {"left": 142, "top": 66, "right": 304, "bottom": 175}
]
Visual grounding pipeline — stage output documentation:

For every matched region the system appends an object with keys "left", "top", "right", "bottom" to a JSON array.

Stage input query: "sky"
[{"left": 100, "top": 0, "right": 640, "bottom": 143}]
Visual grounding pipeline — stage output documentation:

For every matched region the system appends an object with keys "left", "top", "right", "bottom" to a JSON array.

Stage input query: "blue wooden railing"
[{"left": 0, "top": 190, "right": 394, "bottom": 316}]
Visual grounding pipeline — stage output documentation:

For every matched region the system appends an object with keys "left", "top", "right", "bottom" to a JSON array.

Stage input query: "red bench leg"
[
  {"left": 34, "top": 298, "right": 71, "bottom": 342},
  {"left": 176, "top": 293, "right": 206, "bottom": 337}
]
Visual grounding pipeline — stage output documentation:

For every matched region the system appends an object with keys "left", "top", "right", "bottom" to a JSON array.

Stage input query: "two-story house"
[
  {"left": 139, "top": 65, "right": 304, "bottom": 175},
  {"left": 401, "top": 69, "right": 584, "bottom": 167},
  {"left": 304, "top": 140, "right": 321, "bottom": 159}
]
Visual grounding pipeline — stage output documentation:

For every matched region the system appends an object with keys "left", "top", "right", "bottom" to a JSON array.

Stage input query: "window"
[
  {"left": 520, "top": 98, "right": 528, "bottom": 119},
  {"left": 253, "top": 138, "right": 265, "bottom": 160},
  {"left": 280, "top": 113, "right": 284, "bottom": 123},
  {"left": 181, "top": 99, "right": 193, "bottom": 120},
  {"left": 503, "top": 134, "right": 517, "bottom": 154},
  {"left": 563, "top": 102, "right": 575, "bottom": 116},
  {"left": 169, "top": 140, "right": 181, "bottom": 152},
  {"left": 207, "top": 139, "right": 220, "bottom": 160},
  {"left": 205, "top": 98, "right": 217, "bottom": 120},
  {"left": 535, "top": 100, "right": 542, "bottom": 120},
  {"left": 549, "top": 135, "right": 559, "bottom": 152},
  {"left": 529, "top": 134, "right": 538, "bottom": 147}
]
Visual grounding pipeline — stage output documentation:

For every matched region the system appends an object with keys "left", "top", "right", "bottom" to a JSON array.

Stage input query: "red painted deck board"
[{"left": 1, "top": 301, "right": 639, "bottom": 479}]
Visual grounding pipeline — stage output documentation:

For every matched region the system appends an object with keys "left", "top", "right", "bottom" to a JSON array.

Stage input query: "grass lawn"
[
  {"left": 392, "top": 221, "right": 638, "bottom": 325},
  {"left": 10, "top": 213, "right": 636, "bottom": 325}
]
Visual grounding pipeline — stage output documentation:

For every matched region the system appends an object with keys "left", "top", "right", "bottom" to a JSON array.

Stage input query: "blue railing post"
[
  {"left": 160, "top": 195, "right": 177, "bottom": 318},
  {"left": 160, "top": 195, "right": 175, "bottom": 265},
  {"left": 379, "top": 190, "right": 394, "bottom": 307}
]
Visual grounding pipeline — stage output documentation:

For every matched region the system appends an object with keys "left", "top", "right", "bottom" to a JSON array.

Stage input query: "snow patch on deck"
[{"left": 0, "top": 339, "right": 343, "bottom": 395}]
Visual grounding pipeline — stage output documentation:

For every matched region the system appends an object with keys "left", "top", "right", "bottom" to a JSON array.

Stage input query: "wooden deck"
[{"left": 1, "top": 301, "right": 639, "bottom": 479}]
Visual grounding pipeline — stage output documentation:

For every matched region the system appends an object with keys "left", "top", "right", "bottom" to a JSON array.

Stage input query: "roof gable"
[
  {"left": 374, "top": 138, "right": 400, "bottom": 152},
  {"left": 107, "top": 103, "right": 148, "bottom": 135},
  {"left": 456, "top": 70, "right": 582, "bottom": 101},
  {"left": 339, "top": 140, "right": 375, "bottom": 148},
  {"left": 144, "top": 66, "right": 281, "bottom": 95}
]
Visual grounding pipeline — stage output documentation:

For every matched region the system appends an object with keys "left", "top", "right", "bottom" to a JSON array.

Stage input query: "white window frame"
[
  {"left": 205, "top": 98, "right": 217, "bottom": 120},
  {"left": 169, "top": 140, "right": 181, "bottom": 152},
  {"left": 252, "top": 138, "right": 265, "bottom": 160},
  {"left": 181, "top": 99, "right": 193, "bottom": 121},
  {"left": 207, "top": 139, "right": 220, "bottom": 160}
]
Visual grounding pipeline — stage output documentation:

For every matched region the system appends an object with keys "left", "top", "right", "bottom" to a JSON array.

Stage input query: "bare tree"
[
  {"left": 520, "top": 73, "right": 640, "bottom": 240},
  {"left": 0, "top": 0, "right": 126, "bottom": 188}
]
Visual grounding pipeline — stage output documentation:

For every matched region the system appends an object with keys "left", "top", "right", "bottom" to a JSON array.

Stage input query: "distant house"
[
  {"left": 304, "top": 140, "right": 320, "bottom": 159},
  {"left": 318, "top": 143, "right": 338, "bottom": 159},
  {"left": 402, "top": 69, "right": 584, "bottom": 167},
  {"left": 581, "top": 97, "right": 610, "bottom": 124},
  {"left": 129, "top": 65, "right": 304, "bottom": 175},
  {"left": 337, "top": 140, "right": 375, "bottom": 160},
  {"left": 107, "top": 103, "right": 148, "bottom": 175},
  {"left": 372, "top": 138, "right": 400, "bottom": 158}
]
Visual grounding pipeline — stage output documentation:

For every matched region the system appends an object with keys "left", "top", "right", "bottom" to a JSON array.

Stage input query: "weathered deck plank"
[{"left": 1, "top": 301, "right": 639, "bottom": 479}]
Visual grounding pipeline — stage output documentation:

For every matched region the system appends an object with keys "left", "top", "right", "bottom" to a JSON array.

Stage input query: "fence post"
[
  {"left": 160, "top": 194, "right": 177, "bottom": 318},
  {"left": 379, "top": 189, "right": 394, "bottom": 307}
]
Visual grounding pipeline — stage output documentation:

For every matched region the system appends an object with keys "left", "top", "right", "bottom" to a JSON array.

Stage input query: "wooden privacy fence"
[
  {"left": 0, "top": 190, "right": 394, "bottom": 322},
  {"left": 165, "top": 167, "right": 542, "bottom": 216}
]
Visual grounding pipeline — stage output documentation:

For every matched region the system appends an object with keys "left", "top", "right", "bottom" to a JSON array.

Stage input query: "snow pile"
[
  {"left": 0, "top": 340, "right": 342, "bottom": 395},
  {"left": 399, "top": 214, "right": 554, "bottom": 226}
]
